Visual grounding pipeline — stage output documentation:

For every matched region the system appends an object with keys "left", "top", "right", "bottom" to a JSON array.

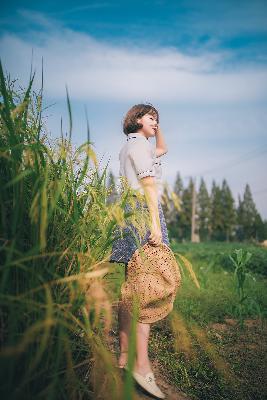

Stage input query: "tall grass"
[
  {"left": 0, "top": 62, "right": 202, "bottom": 399},
  {"left": 0, "top": 62, "right": 152, "bottom": 399}
]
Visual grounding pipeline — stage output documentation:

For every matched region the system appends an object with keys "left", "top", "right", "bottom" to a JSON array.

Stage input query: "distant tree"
[
  {"left": 171, "top": 172, "right": 184, "bottom": 240},
  {"left": 197, "top": 177, "right": 211, "bottom": 241},
  {"left": 163, "top": 173, "right": 184, "bottom": 241},
  {"left": 221, "top": 179, "right": 236, "bottom": 241},
  {"left": 106, "top": 170, "right": 118, "bottom": 203},
  {"left": 166, "top": 175, "right": 266, "bottom": 243},
  {"left": 236, "top": 195, "right": 244, "bottom": 240},
  {"left": 262, "top": 220, "right": 267, "bottom": 241},
  {"left": 237, "top": 184, "right": 259, "bottom": 241},
  {"left": 161, "top": 184, "right": 174, "bottom": 225},
  {"left": 254, "top": 213, "right": 266, "bottom": 242},
  {"left": 179, "top": 178, "right": 194, "bottom": 240},
  {"left": 210, "top": 180, "right": 224, "bottom": 240},
  {"left": 107, "top": 170, "right": 116, "bottom": 189},
  {"left": 173, "top": 172, "right": 184, "bottom": 198}
]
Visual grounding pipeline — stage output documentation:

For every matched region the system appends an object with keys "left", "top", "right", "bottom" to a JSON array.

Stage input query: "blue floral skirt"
[{"left": 109, "top": 197, "right": 170, "bottom": 265}]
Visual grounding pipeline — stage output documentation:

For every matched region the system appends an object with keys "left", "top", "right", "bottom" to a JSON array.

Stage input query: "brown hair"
[{"left": 123, "top": 103, "right": 159, "bottom": 135}]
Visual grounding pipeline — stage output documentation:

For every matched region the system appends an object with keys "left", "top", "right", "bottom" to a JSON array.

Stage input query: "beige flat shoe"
[{"left": 132, "top": 370, "right": 165, "bottom": 399}]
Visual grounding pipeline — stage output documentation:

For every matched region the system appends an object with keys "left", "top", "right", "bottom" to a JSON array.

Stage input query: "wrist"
[{"left": 151, "top": 215, "right": 160, "bottom": 228}]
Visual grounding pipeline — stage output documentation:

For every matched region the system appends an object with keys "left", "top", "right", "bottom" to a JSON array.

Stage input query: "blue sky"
[{"left": 1, "top": 0, "right": 267, "bottom": 218}]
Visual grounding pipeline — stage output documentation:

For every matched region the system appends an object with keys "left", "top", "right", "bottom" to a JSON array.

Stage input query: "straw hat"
[{"left": 120, "top": 242, "right": 181, "bottom": 323}]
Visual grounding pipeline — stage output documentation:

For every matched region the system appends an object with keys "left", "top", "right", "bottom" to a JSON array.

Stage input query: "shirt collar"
[{"left": 127, "top": 132, "right": 149, "bottom": 141}]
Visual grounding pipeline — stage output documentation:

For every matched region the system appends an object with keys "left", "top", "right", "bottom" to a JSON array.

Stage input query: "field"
[
  {"left": 106, "top": 242, "right": 267, "bottom": 400},
  {"left": 1, "top": 65, "right": 266, "bottom": 400}
]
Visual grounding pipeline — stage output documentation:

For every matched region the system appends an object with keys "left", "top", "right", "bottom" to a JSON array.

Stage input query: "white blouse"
[{"left": 118, "top": 132, "right": 163, "bottom": 197}]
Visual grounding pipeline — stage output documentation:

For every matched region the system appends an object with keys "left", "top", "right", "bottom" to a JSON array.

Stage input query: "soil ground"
[{"left": 103, "top": 303, "right": 267, "bottom": 400}]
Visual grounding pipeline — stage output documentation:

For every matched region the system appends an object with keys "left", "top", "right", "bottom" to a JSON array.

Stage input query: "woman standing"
[{"left": 110, "top": 104, "right": 181, "bottom": 399}]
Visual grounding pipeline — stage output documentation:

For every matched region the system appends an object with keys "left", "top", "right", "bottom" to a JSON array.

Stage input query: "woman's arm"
[
  {"left": 155, "top": 125, "right": 168, "bottom": 157},
  {"left": 140, "top": 176, "right": 162, "bottom": 246}
]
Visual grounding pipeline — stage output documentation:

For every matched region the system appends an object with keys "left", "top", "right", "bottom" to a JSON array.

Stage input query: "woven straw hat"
[{"left": 120, "top": 242, "right": 181, "bottom": 323}]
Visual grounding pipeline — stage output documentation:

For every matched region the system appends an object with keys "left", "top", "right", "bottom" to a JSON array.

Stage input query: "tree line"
[{"left": 107, "top": 171, "right": 267, "bottom": 243}]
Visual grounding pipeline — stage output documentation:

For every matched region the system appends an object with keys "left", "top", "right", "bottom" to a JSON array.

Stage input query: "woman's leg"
[
  {"left": 134, "top": 321, "right": 153, "bottom": 375},
  {"left": 118, "top": 305, "right": 153, "bottom": 375},
  {"left": 118, "top": 261, "right": 152, "bottom": 375},
  {"left": 118, "top": 265, "right": 131, "bottom": 366},
  {"left": 118, "top": 302, "right": 131, "bottom": 367}
]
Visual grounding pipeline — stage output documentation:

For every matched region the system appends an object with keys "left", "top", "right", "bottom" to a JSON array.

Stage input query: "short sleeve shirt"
[{"left": 119, "top": 132, "right": 163, "bottom": 196}]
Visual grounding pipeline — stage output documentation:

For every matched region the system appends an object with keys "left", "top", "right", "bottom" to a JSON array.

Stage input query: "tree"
[
  {"left": 221, "top": 179, "right": 236, "bottom": 241},
  {"left": 161, "top": 183, "right": 175, "bottom": 225},
  {"left": 254, "top": 213, "right": 266, "bottom": 242},
  {"left": 106, "top": 170, "right": 118, "bottom": 203},
  {"left": 173, "top": 172, "right": 184, "bottom": 198},
  {"left": 237, "top": 184, "right": 261, "bottom": 241},
  {"left": 179, "top": 178, "right": 194, "bottom": 240},
  {"left": 210, "top": 180, "right": 224, "bottom": 240},
  {"left": 164, "top": 172, "right": 185, "bottom": 241},
  {"left": 236, "top": 195, "right": 244, "bottom": 241},
  {"left": 197, "top": 177, "right": 211, "bottom": 241}
]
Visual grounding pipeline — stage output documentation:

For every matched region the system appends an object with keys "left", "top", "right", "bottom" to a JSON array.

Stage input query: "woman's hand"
[
  {"left": 148, "top": 221, "right": 162, "bottom": 246},
  {"left": 139, "top": 176, "right": 162, "bottom": 246},
  {"left": 154, "top": 125, "right": 168, "bottom": 156}
]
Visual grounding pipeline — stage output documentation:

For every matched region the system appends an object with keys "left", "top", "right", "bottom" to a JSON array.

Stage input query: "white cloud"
[
  {"left": 0, "top": 16, "right": 267, "bottom": 104},
  {"left": 1, "top": 11, "right": 267, "bottom": 218}
]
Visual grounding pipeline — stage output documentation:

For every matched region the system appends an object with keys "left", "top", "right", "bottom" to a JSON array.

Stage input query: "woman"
[{"left": 110, "top": 104, "right": 181, "bottom": 399}]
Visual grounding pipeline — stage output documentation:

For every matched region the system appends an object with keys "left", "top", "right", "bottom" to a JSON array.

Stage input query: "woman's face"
[{"left": 136, "top": 113, "right": 158, "bottom": 138}]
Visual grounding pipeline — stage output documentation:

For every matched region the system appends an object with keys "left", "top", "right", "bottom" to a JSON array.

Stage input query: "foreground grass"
[
  {"left": 107, "top": 241, "right": 267, "bottom": 400},
  {"left": 0, "top": 63, "right": 151, "bottom": 399},
  {"left": 2, "top": 63, "right": 266, "bottom": 399}
]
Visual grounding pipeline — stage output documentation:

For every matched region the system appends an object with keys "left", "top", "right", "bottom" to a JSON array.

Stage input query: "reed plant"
[
  {"left": 0, "top": 61, "right": 200, "bottom": 399},
  {"left": 0, "top": 62, "right": 152, "bottom": 399}
]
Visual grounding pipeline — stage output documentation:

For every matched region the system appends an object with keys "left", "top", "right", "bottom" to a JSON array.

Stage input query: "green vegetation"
[
  {"left": 157, "top": 172, "right": 267, "bottom": 242},
  {"left": 1, "top": 64, "right": 266, "bottom": 400},
  {"left": 171, "top": 242, "right": 267, "bottom": 323},
  {"left": 172, "top": 241, "right": 267, "bottom": 276},
  {"left": 108, "top": 241, "right": 267, "bottom": 400},
  {"left": 0, "top": 63, "right": 148, "bottom": 399},
  {"left": 168, "top": 242, "right": 266, "bottom": 399}
]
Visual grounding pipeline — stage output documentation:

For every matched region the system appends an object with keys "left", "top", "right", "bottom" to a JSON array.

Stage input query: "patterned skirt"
[
  {"left": 109, "top": 197, "right": 181, "bottom": 324},
  {"left": 109, "top": 197, "right": 170, "bottom": 265}
]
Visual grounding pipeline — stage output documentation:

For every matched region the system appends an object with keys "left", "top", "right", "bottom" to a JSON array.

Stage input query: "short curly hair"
[{"left": 123, "top": 103, "right": 159, "bottom": 136}]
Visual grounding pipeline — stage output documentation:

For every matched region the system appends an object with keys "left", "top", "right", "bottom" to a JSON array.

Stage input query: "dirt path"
[{"left": 105, "top": 303, "right": 190, "bottom": 400}]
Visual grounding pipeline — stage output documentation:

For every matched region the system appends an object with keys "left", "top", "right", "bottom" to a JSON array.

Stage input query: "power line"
[
  {"left": 196, "top": 145, "right": 267, "bottom": 177},
  {"left": 252, "top": 188, "right": 267, "bottom": 196}
]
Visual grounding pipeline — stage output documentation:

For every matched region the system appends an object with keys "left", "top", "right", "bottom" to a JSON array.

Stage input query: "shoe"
[{"left": 132, "top": 370, "right": 166, "bottom": 399}]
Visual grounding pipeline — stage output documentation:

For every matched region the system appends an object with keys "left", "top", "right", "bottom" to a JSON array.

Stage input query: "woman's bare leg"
[
  {"left": 118, "top": 302, "right": 131, "bottom": 367},
  {"left": 118, "top": 306, "right": 153, "bottom": 375},
  {"left": 118, "top": 267, "right": 153, "bottom": 374},
  {"left": 134, "top": 321, "right": 153, "bottom": 375}
]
